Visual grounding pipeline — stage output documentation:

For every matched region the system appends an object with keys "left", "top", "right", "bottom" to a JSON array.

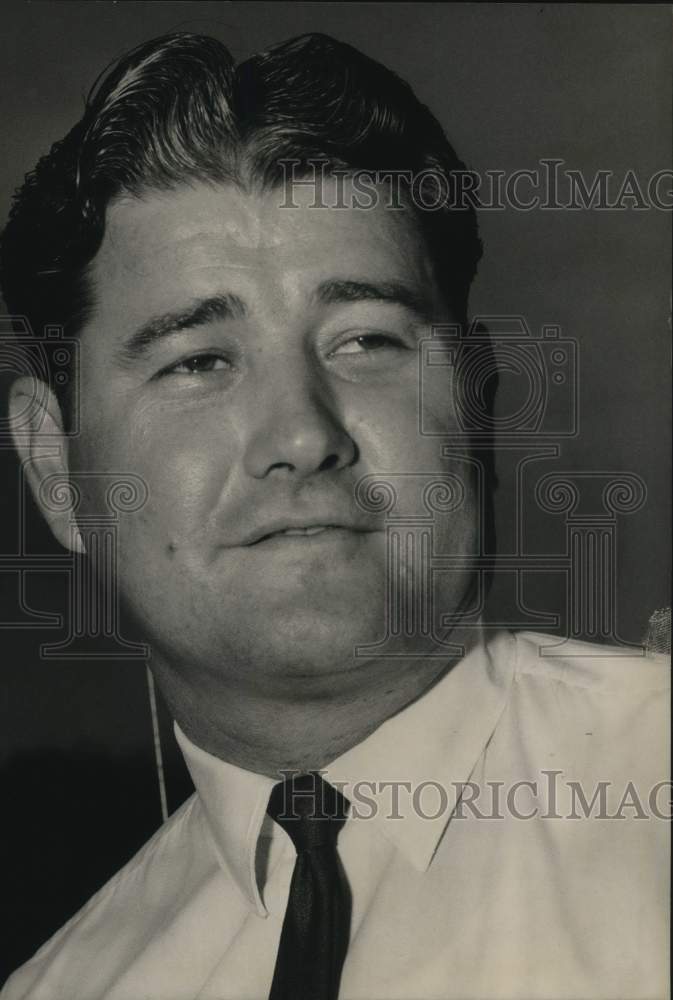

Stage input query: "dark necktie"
[{"left": 266, "top": 772, "right": 351, "bottom": 1000}]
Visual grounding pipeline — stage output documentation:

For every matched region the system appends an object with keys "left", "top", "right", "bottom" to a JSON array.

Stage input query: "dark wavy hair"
[{"left": 0, "top": 32, "right": 483, "bottom": 379}]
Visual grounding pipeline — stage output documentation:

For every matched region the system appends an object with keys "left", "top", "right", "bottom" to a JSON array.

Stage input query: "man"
[{"left": 1, "top": 31, "right": 668, "bottom": 1000}]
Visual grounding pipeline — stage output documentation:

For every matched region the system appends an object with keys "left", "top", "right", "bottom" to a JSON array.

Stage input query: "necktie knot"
[{"left": 267, "top": 773, "right": 348, "bottom": 853}]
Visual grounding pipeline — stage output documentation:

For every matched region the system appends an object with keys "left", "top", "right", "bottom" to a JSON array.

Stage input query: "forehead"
[{"left": 92, "top": 178, "right": 437, "bottom": 306}]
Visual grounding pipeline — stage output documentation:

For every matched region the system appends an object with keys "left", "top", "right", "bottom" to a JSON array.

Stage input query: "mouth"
[{"left": 246, "top": 524, "right": 376, "bottom": 546}]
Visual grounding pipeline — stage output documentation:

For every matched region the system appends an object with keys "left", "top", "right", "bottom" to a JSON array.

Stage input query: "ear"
[{"left": 8, "top": 376, "right": 85, "bottom": 554}]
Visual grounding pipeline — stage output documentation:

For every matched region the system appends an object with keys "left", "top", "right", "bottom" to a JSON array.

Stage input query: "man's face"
[{"left": 68, "top": 178, "right": 477, "bottom": 693}]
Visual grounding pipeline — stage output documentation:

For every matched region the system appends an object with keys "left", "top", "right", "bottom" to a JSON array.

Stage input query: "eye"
[
  {"left": 331, "top": 333, "right": 407, "bottom": 356},
  {"left": 160, "top": 353, "right": 231, "bottom": 376}
]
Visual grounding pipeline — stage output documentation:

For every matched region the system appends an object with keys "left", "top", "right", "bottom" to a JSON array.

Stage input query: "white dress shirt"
[{"left": 2, "top": 630, "right": 669, "bottom": 1000}]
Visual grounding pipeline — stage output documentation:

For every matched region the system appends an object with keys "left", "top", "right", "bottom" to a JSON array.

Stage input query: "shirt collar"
[
  {"left": 175, "top": 627, "right": 515, "bottom": 914},
  {"left": 174, "top": 723, "right": 276, "bottom": 916}
]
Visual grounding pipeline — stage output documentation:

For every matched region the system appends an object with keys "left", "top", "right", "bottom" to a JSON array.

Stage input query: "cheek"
[
  {"left": 347, "top": 374, "right": 458, "bottom": 472},
  {"left": 72, "top": 407, "right": 238, "bottom": 542},
  {"left": 344, "top": 380, "right": 477, "bottom": 544},
  {"left": 131, "top": 435, "right": 235, "bottom": 545},
  {"left": 418, "top": 364, "right": 459, "bottom": 436},
  {"left": 344, "top": 375, "right": 411, "bottom": 442}
]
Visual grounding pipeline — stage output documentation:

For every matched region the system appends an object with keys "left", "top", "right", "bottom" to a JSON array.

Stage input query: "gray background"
[{"left": 0, "top": 0, "right": 670, "bottom": 979}]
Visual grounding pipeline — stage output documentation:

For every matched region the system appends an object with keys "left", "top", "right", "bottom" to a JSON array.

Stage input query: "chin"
[{"left": 253, "top": 605, "right": 385, "bottom": 670}]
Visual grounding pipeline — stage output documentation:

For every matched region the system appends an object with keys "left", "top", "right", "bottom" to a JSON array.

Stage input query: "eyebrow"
[
  {"left": 314, "top": 278, "right": 431, "bottom": 318},
  {"left": 118, "top": 293, "right": 246, "bottom": 362},
  {"left": 117, "top": 279, "right": 430, "bottom": 363}
]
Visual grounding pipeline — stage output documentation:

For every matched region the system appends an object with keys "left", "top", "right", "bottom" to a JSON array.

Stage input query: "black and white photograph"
[{"left": 0, "top": 3, "right": 670, "bottom": 998}]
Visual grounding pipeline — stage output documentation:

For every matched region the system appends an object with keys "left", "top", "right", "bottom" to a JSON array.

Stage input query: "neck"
[{"left": 152, "top": 628, "right": 478, "bottom": 778}]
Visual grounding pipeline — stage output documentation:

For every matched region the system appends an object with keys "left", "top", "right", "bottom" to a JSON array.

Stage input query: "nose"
[{"left": 243, "top": 361, "right": 357, "bottom": 480}]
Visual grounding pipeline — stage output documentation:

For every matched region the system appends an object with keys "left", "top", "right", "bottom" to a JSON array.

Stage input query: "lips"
[
  {"left": 249, "top": 525, "right": 337, "bottom": 545},
  {"left": 241, "top": 520, "right": 377, "bottom": 546},
  {"left": 271, "top": 526, "right": 335, "bottom": 538},
  {"left": 249, "top": 525, "right": 363, "bottom": 545}
]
